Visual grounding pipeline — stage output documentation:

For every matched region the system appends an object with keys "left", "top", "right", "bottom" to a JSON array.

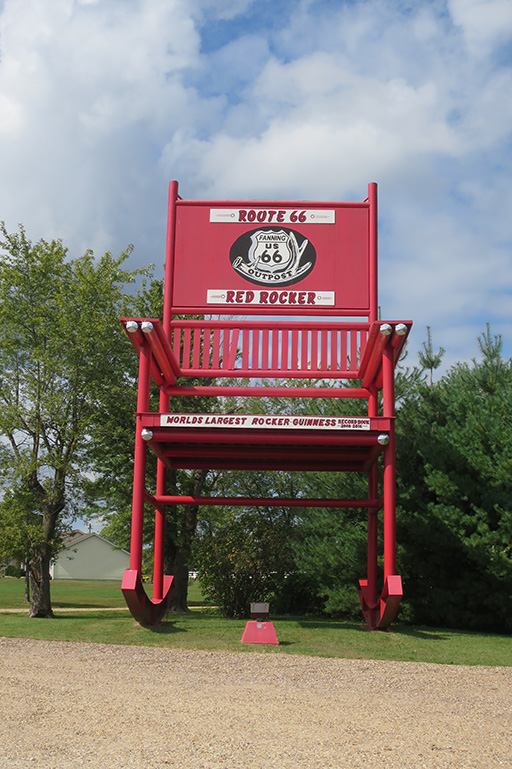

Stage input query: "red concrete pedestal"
[{"left": 241, "top": 620, "right": 279, "bottom": 646}]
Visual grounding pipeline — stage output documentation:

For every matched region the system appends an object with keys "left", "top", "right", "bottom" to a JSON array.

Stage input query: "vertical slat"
[
  {"left": 242, "top": 328, "right": 250, "bottom": 371},
  {"left": 222, "top": 328, "right": 230, "bottom": 369},
  {"left": 320, "top": 328, "right": 329, "bottom": 372},
  {"left": 261, "top": 329, "right": 270, "bottom": 371},
  {"left": 227, "top": 328, "right": 240, "bottom": 369},
  {"left": 202, "top": 328, "right": 211, "bottom": 369},
  {"left": 281, "top": 329, "right": 289, "bottom": 372},
  {"left": 171, "top": 327, "right": 179, "bottom": 362},
  {"left": 302, "top": 329, "right": 309, "bottom": 370},
  {"left": 252, "top": 328, "right": 260, "bottom": 370},
  {"left": 192, "top": 328, "right": 201, "bottom": 368},
  {"left": 271, "top": 328, "right": 280, "bottom": 371},
  {"left": 291, "top": 328, "right": 299, "bottom": 372},
  {"left": 172, "top": 326, "right": 182, "bottom": 365},
  {"left": 360, "top": 328, "right": 368, "bottom": 362},
  {"left": 310, "top": 330, "right": 318, "bottom": 371},
  {"left": 340, "top": 328, "right": 348, "bottom": 370},
  {"left": 350, "top": 329, "right": 359, "bottom": 371},
  {"left": 182, "top": 327, "right": 191, "bottom": 370},
  {"left": 212, "top": 328, "right": 221, "bottom": 368},
  {"left": 330, "top": 329, "right": 338, "bottom": 371}
]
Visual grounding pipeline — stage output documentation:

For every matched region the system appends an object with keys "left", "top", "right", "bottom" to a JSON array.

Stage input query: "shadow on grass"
[
  {"left": 393, "top": 625, "right": 451, "bottom": 641},
  {"left": 142, "top": 622, "right": 187, "bottom": 635},
  {"left": 50, "top": 612, "right": 130, "bottom": 620},
  {"left": 170, "top": 608, "right": 224, "bottom": 620},
  {"left": 286, "top": 615, "right": 454, "bottom": 640},
  {"left": 50, "top": 612, "right": 189, "bottom": 635},
  {"left": 187, "top": 602, "right": 217, "bottom": 608},
  {"left": 52, "top": 603, "right": 121, "bottom": 609},
  {"left": 295, "top": 619, "right": 364, "bottom": 632}
]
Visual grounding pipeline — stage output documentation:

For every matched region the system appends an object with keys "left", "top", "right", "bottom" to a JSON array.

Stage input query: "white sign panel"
[
  {"left": 210, "top": 208, "right": 335, "bottom": 224},
  {"left": 160, "top": 414, "right": 371, "bottom": 430},
  {"left": 206, "top": 289, "right": 335, "bottom": 306}
]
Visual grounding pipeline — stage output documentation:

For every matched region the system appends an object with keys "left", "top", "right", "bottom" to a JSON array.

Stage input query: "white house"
[{"left": 51, "top": 531, "right": 130, "bottom": 581}]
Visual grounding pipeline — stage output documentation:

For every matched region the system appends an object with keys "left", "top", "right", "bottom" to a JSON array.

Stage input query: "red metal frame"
[
  {"left": 169, "top": 196, "right": 374, "bottom": 317},
  {"left": 121, "top": 182, "right": 411, "bottom": 630}
]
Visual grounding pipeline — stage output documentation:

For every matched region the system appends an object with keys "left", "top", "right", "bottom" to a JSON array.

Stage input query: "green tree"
[
  {"left": 194, "top": 385, "right": 370, "bottom": 619},
  {"left": 271, "top": 389, "right": 376, "bottom": 618},
  {"left": 0, "top": 488, "right": 48, "bottom": 601},
  {"left": 0, "top": 223, "right": 144, "bottom": 617},
  {"left": 418, "top": 326, "right": 445, "bottom": 387},
  {"left": 196, "top": 504, "right": 303, "bottom": 618},
  {"left": 396, "top": 327, "right": 512, "bottom": 631},
  {"left": 89, "top": 277, "right": 218, "bottom": 612}
]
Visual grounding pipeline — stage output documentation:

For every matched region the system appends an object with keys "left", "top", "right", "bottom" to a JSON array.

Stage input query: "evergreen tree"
[
  {"left": 418, "top": 326, "right": 445, "bottom": 387},
  {"left": 396, "top": 327, "right": 512, "bottom": 631}
]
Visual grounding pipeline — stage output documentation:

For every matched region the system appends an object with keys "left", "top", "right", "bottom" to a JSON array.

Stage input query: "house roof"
[{"left": 60, "top": 530, "right": 129, "bottom": 554}]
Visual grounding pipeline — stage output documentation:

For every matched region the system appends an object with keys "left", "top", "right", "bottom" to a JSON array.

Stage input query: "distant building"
[{"left": 51, "top": 531, "right": 130, "bottom": 580}]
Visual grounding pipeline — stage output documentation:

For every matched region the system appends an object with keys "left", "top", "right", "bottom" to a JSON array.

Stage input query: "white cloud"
[
  {"left": 0, "top": 0, "right": 205, "bottom": 254},
  {"left": 0, "top": 0, "right": 511, "bottom": 367},
  {"left": 448, "top": 0, "right": 512, "bottom": 57}
]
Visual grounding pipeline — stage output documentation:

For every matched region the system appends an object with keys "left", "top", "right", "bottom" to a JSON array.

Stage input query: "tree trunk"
[
  {"left": 167, "top": 503, "right": 200, "bottom": 612},
  {"left": 25, "top": 474, "right": 64, "bottom": 618},
  {"left": 24, "top": 563, "right": 31, "bottom": 604},
  {"left": 167, "top": 468, "right": 208, "bottom": 613},
  {"left": 28, "top": 552, "right": 54, "bottom": 618},
  {"left": 168, "top": 560, "right": 191, "bottom": 612}
]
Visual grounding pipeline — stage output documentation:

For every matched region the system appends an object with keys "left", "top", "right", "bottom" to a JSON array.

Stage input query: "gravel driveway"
[{"left": 1, "top": 636, "right": 511, "bottom": 768}]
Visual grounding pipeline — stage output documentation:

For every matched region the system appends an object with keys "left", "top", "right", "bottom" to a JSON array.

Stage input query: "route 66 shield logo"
[
  {"left": 230, "top": 227, "right": 316, "bottom": 286},
  {"left": 248, "top": 230, "right": 294, "bottom": 274}
]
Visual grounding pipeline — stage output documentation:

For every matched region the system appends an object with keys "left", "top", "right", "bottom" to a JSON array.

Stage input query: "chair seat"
[{"left": 141, "top": 413, "right": 392, "bottom": 472}]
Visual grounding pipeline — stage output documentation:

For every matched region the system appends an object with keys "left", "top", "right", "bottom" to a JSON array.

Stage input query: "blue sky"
[{"left": 1, "top": 0, "right": 512, "bottom": 371}]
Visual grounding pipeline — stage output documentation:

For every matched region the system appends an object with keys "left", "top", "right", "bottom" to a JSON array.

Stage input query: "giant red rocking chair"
[{"left": 121, "top": 181, "right": 411, "bottom": 630}]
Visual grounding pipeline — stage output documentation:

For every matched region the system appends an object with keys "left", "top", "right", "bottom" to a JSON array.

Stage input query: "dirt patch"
[{"left": 1, "top": 636, "right": 511, "bottom": 768}]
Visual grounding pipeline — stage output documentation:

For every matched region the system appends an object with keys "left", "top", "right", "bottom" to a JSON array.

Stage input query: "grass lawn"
[
  {"left": 0, "top": 577, "right": 207, "bottom": 609},
  {"left": 1, "top": 578, "right": 511, "bottom": 667}
]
